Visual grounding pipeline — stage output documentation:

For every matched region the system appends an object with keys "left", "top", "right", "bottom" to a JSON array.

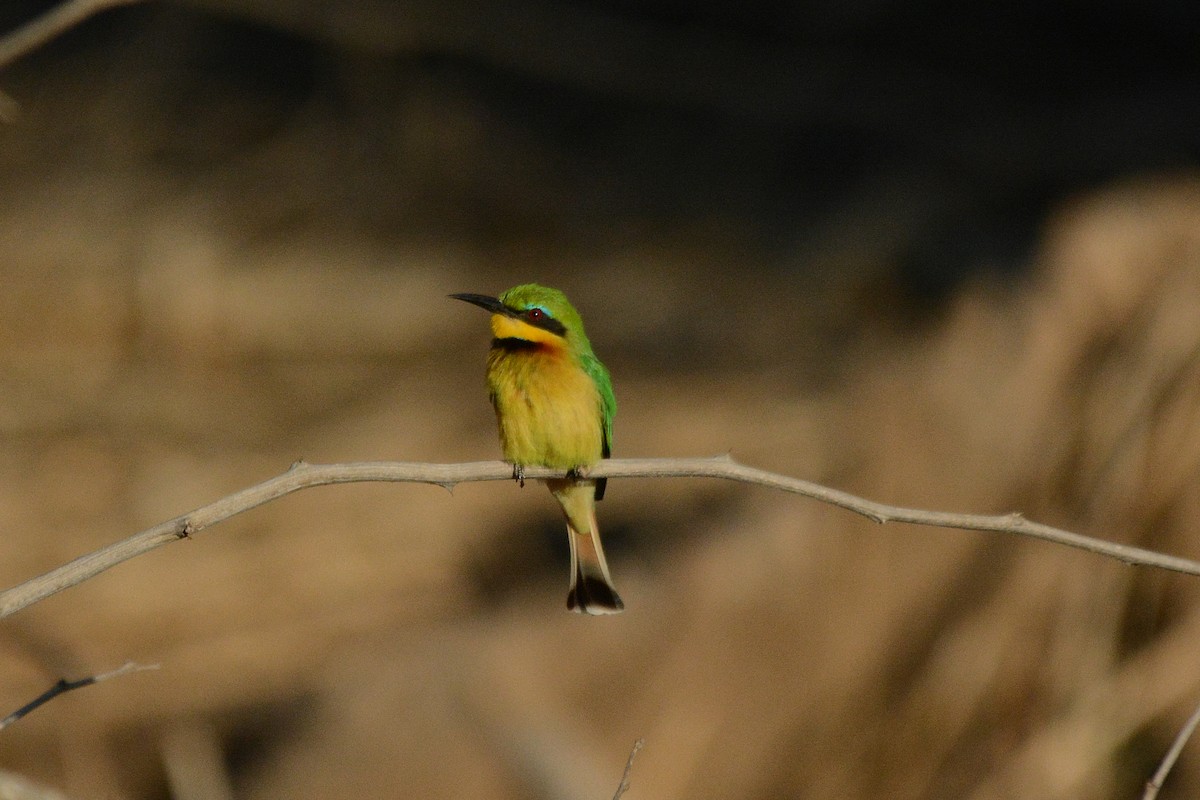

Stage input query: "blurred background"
[{"left": 2, "top": 1, "right": 1200, "bottom": 798}]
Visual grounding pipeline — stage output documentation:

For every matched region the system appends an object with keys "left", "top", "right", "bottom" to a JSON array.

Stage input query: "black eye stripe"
[
  {"left": 537, "top": 315, "right": 567, "bottom": 336},
  {"left": 501, "top": 303, "right": 567, "bottom": 337}
]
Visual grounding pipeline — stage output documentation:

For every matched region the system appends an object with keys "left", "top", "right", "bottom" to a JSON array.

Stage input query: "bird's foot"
[
  {"left": 565, "top": 466, "right": 585, "bottom": 482},
  {"left": 511, "top": 463, "right": 526, "bottom": 488}
]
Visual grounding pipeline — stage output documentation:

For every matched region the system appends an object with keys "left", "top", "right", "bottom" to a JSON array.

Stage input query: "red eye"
[{"left": 527, "top": 308, "right": 543, "bottom": 321}]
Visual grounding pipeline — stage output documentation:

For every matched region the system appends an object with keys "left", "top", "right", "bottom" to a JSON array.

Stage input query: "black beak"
[{"left": 449, "top": 293, "right": 511, "bottom": 315}]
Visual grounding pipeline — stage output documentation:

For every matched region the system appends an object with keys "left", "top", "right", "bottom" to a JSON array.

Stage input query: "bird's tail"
[{"left": 548, "top": 479, "right": 623, "bottom": 615}]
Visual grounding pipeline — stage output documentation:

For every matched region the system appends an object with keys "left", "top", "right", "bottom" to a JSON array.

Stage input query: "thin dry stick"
[
  {"left": 0, "top": 662, "right": 158, "bottom": 731},
  {"left": 0, "top": 0, "right": 145, "bottom": 70},
  {"left": 0, "top": 0, "right": 146, "bottom": 122},
  {"left": 612, "top": 738, "right": 645, "bottom": 800},
  {"left": 1144, "top": 699, "right": 1200, "bottom": 800},
  {"left": 3, "top": 455, "right": 1200, "bottom": 621}
]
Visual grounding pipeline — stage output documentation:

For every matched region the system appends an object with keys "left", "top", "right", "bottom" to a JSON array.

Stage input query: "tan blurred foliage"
[
  {"left": 2, "top": 160, "right": 1200, "bottom": 800},
  {"left": 3, "top": 12, "right": 1200, "bottom": 796}
]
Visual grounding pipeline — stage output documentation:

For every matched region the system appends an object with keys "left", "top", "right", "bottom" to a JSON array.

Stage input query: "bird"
[{"left": 450, "top": 283, "right": 623, "bottom": 614}]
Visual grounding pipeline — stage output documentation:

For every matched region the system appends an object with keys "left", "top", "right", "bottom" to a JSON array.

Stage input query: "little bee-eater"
[{"left": 451, "top": 284, "right": 623, "bottom": 614}]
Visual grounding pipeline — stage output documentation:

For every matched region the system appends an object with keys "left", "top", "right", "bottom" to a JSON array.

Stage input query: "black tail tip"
[{"left": 567, "top": 578, "right": 625, "bottom": 615}]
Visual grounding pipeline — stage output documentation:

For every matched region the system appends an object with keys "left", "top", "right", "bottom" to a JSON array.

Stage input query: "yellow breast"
[{"left": 486, "top": 343, "right": 604, "bottom": 469}]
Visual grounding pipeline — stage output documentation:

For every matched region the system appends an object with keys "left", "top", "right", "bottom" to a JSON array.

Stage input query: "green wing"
[
  {"left": 580, "top": 352, "right": 616, "bottom": 499},
  {"left": 581, "top": 353, "right": 615, "bottom": 454}
]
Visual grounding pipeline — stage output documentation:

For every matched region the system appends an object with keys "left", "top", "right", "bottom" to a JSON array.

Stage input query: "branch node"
[
  {"left": 0, "top": 660, "right": 159, "bottom": 731},
  {"left": 175, "top": 519, "right": 193, "bottom": 539},
  {"left": 288, "top": 459, "right": 308, "bottom": 472}
]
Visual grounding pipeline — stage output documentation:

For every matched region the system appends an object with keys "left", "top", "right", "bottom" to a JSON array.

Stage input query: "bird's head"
[{"left": 450, "top": 283, "right": 591, "bottom": 352}]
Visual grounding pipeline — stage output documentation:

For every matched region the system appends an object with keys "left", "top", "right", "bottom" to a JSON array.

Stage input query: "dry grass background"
[{"left": 3, "top": 5, "right": 1200, "bottom": 800}]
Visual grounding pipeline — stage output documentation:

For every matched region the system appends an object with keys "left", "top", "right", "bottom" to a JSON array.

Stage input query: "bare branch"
[
  {"left": 2, "top": 456, "right": 1199, "bottom": 621},
  {"left": 1144, "top": 699, "right": 1200, "bottom": 800},
  {"left": 0, "top": 662, "right": 159, "bottom": 731},
  {"left": 612, "top": 738, "right": 645, "bottom": 800},
  {"left": 0, "top": 0, "right": 145, "bottom": 71}
]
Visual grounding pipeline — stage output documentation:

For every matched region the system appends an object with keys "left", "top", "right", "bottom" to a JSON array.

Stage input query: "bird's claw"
[{"left": 512, "top": 463, "right": 526, "bottom": 488}]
